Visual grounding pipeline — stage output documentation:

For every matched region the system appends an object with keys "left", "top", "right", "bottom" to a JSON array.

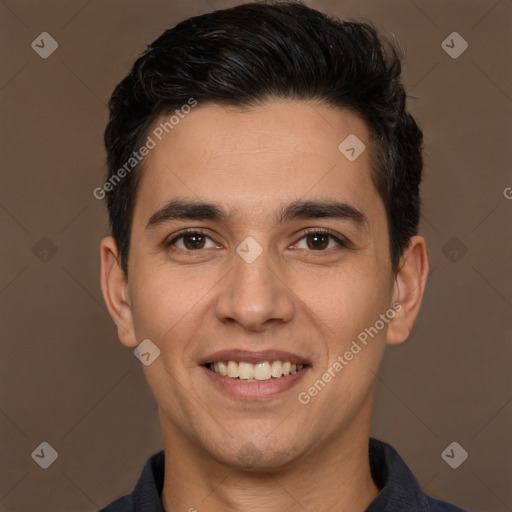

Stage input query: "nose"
[{"left": 214, "top": 243, "right": 295, "bottom": 332}]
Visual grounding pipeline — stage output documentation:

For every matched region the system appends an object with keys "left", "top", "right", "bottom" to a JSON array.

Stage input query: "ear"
[
  {"left": 99, "top": 236, "right": 138, "bottom": 348},
  {"left": 386, "top": 235, "right": 429, "bottom": 346}
]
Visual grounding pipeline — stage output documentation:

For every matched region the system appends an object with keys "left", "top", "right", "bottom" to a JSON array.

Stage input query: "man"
[{"left": 97, "top": 1, "right": 467, "bottom": 510}]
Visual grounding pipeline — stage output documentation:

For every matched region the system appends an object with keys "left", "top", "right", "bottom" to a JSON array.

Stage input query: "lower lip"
[{"left": 202, "top": 365, "right": 310, "bottom": 400}]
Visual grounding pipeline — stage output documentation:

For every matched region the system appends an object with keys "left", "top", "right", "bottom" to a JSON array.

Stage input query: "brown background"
[{"left": 1, "top": 0, "right": 511, "bottom": 511}]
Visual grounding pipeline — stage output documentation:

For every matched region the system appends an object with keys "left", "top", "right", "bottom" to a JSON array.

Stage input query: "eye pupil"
[
  {"left": 184, "top": 234, "right": 205, "bottom": 250},
  {"left": 307, "top": 234, "right": 329, "bottom": 250}
]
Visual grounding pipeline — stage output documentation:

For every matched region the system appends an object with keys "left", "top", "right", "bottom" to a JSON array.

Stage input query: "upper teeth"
[{"left": 209, "top": 361, "right": 304, "bottom": 380}]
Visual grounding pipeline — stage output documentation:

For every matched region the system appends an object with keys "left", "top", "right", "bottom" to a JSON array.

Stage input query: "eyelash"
[{"left": 164, "top": 228, "right": 350, "bottom": 253}]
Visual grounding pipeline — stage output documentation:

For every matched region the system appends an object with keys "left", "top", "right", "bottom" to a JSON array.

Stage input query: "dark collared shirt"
[{"left": 99, "top": 437, "right": 467, "bottom": 511}]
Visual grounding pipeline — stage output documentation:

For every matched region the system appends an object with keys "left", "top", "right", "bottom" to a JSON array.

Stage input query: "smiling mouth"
[{"left": 205, "top": 360, "right": 307, "bottom": 381}]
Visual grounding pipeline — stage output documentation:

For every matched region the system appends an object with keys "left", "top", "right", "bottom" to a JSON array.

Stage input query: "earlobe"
[
  {"left": 99, "top": 236, "right": 138, "bottom": 348},
  {"left": 386, "top": 235, "right": 429, "bottom": 346}
]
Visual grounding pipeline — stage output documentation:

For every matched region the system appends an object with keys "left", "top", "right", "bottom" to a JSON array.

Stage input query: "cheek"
[
  {"left": 129, "top": 267, "right": 208, "bottom": 346},
  {"left": 296, "top": 266, "right": 390, "bottom": 418},
  {"left": 295, "top": 260, "right": 392, "bottom": 344}
]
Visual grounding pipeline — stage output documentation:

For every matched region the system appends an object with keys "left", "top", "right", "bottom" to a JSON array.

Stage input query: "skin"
[{"left": 100, "top": 100, "right": 428, "bottom": 512}]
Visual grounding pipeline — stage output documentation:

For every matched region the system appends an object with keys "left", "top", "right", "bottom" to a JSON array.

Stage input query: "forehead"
[{"left": 134, "top": 100, "right": 380, "bottom": 226}]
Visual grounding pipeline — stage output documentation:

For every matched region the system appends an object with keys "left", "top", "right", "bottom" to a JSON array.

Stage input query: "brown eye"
[
  {"left": 305, "top": 233, "right": 330, "bottom": 250},
  {"left": 295, "top": 230, "right": 347, "bottom": 251},
  {"left": 182, "top": 233, "right": 206, "bottom": 250},
  {"left": 166, "top": 230, "right": 217, "bottom": 251}
]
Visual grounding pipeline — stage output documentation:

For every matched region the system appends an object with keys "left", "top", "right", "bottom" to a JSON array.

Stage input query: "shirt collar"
[{"left": 365, "top": 437, "right": 431, "bottom": 511}]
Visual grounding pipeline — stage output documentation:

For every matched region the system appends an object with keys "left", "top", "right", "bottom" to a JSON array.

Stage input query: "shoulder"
[
  {"left": 427, "top": 495, "right": 469, "bottom": 512},
  {"left": 368, "top": 437, "right": 469, "bottom": 512},
  {"left": 97, "top": 450, "right": 165, "bottom": 512}
]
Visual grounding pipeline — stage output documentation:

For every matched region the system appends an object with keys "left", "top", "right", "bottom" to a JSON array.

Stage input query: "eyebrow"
[{"left": 145, "top": 198, "right": 369, "bottom": 230}]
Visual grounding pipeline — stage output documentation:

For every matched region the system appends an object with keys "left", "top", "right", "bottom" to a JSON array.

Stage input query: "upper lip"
[{"left": 199, "top": 349, "right": 311, "bottom": 366}]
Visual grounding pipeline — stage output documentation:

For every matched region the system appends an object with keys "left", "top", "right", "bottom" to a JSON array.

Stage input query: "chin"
[{"left": 206, "top": 436, "right": 307, "bottom": 473}]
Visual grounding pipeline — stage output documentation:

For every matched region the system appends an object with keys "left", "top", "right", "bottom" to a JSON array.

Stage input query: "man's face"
[{"left": 114, "top": 101, "right": 399, "bottom": 469}]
